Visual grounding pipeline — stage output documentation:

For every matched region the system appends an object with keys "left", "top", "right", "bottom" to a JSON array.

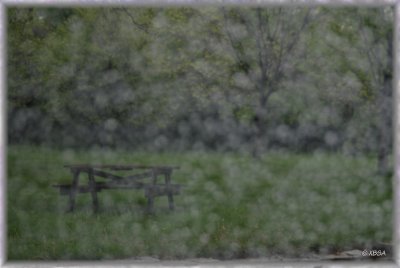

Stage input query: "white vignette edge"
[{"left": 0, "top": 0, "right": 399, "bottom": 267}]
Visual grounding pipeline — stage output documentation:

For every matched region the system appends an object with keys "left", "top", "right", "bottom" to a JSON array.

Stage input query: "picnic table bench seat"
[
  {"left": 53, "top": 182, "right": 183, "bottom": 196},
  {"left": 53, "top": 164, "right": 182, "bottom": 213}
]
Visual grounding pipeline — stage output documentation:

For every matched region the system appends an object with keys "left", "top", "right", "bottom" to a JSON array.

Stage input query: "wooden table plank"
[{"left": 64, "top": 164, "right": 180, "bottom": 170}]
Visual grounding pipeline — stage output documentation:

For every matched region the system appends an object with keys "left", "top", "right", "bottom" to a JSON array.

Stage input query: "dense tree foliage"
[{"left": 8, "top": 6, "right": 393, "bottom": 173}]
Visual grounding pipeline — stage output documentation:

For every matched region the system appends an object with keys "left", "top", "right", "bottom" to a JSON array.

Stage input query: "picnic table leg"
[
  {"left": 68, "top": 169, "right": 80, "bottom": 212},
  {"left": 165, "top": 170, "right": 174, "bottom": 210},
  {"left": 145, "top": 169, "right": 158, "bottom": 214},
  {"left": 146, "top": 195, "right": 154, "bottom": 214},
  {"left": 88, "top": 168, "right": 99, "bottom": 213}
]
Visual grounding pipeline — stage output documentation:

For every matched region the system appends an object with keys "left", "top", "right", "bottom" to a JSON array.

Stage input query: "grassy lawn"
[{"left": 7, "top": 145, "right": 392, "bottom": 260}]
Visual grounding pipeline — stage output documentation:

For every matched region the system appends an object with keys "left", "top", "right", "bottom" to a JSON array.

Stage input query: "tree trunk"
[
  {"left": 251, "top": 87, "right": 269, "bottom": 158},
  {"left": 377, "top": 30, "right": 393, "bottom": 176},
  {"left": 377, "top": 72, "right": 392, "bottom": 176}
]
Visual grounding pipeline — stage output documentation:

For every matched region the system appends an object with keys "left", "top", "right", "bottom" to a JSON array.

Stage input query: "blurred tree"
[
  {"left": 7, "top": 6, "right": 393, "bottom": 159},
  {"left": 320, "top": 7, "right": 393, "bottom": 174},
  {"left": 204, "top": 7, "right": 315, "bottom": 156},
  {"left": 8, "top": 8, "right": 59, "bottom": 144}
]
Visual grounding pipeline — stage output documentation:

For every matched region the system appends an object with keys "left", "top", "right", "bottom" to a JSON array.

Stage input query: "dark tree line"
[{"left": 8, "top": 6, "right": 394, "bottom": 174}]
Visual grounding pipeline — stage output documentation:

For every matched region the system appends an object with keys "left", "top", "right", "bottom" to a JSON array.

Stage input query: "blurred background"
[{"left": 7, "top": 6, "right": 394, "bottom": 260}]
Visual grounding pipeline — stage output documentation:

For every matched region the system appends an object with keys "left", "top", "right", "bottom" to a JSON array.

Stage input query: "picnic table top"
[{"left": 64, "top": 164, "right": 180, "bottom": 171}]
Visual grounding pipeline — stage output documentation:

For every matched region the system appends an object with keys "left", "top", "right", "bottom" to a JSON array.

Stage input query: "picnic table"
[{"left": 53, "top": 164, "right": 182, "bottom": 213}]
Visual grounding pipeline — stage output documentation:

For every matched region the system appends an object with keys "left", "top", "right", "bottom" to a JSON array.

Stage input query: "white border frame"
[{"left": 1, "top": 0, "right": 399, "bottom": 267}]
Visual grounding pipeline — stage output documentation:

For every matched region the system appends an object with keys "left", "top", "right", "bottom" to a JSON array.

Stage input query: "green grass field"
[{"left": 7, "top": 145, "right": 392, "bottom": 260}]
